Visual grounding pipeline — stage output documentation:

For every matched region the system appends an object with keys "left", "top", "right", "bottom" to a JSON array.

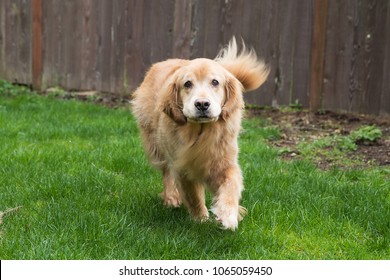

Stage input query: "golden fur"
[{"left": 131, "top": 37, "right": 269, "bottom": 230}]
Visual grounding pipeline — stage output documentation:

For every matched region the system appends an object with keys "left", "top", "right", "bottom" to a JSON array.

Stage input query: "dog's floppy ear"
[
  {"left": 161, "top": 82, "right": 187, "bottom": 125},
  {"left": 221, "top": 76, "right": 244, "bottom": 121}
]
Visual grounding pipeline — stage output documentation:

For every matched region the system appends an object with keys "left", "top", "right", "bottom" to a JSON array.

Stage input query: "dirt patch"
[{"left": 248, "top": 108, "right": 390, "bottom": 169}]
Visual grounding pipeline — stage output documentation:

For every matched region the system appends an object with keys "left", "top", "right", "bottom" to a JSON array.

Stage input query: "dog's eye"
[
  {"left": 211, "top": 79, "right": 219, "bottom": 87},
  {"left": 184, "top": 81, "right": 192, "bottom": 89}
]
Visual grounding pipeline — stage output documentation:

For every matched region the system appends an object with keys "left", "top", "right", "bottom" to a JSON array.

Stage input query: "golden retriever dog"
[{"left": 131, "top": 37, "right": 269, "bottom": 230}]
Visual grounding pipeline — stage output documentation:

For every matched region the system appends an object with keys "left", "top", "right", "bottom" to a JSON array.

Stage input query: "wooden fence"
[{"left": 0, "top": 0, "right": 389, "bottom": 116}]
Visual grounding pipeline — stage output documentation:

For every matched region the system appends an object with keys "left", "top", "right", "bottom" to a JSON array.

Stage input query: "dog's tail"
[{"left": 215, "top": 37, "right": 270, "bottom": 92}]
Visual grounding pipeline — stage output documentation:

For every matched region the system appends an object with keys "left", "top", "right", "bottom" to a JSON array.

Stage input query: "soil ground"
[{"left": 248, "top": 108, "right": 390, "bottom": 169}]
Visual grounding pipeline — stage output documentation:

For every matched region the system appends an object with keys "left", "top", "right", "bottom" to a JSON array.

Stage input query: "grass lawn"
[{"left": 0, "top": 81, "right": 389, "bottom": 259}]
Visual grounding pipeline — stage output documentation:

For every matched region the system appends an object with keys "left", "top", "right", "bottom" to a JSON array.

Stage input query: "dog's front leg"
[
  {"left": 160, "top": 169, "right": 182, "bottom": 208},
  {"left": 210, "top": 165, "right": 246, "bottom": 230}
]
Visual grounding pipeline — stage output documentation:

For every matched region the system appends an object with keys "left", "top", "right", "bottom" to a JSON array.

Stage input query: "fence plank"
[
  {"left": 42, "top": 0, "right": 65, "bottom": 88},
  {"left": 109, "top": 0, "right": 127, "bottom": 94},
  {"left": 380, "top": 3, "right": 390, "bottom": 116},
  {"left": 0, "top": 1, "right": 6, "bottom": 79},
  {"left": 172, "top": 0, "right": 193, "bottom": 59},
  {"left": 96, "top": 0, "right": 113, "bottom": 93},
  {"left": 79, "top": 0, "right": 99, "bottom": 91},
  {"left": 291, "top": 0, "right": 313, "bottom": 108},
  {"left": 32, "top": 0, "right": 42, "bottom": 90},
  {"left": 309, "top": 0, "right": 328, "bottom": 112},
  {"left": 190, "top": 0, "right": 221, "bottom": 59},
  {"left": 242, "top": 0, "right": 275, "bottom": 106},
  {"left": 323, "top": 1, "right": 355, "bottom": 112},
  {"left": 124, "top": 0, "right": 145, "bottom": 92}
]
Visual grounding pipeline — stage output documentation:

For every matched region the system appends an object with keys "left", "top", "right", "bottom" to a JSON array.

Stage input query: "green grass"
[{"left": 0, "top": 81, "right": 389, "bottom": 259}]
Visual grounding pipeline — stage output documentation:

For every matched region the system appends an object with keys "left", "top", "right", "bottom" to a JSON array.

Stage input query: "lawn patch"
[{"left": 1, "top": 81, "right": 389, "bottom": 259}]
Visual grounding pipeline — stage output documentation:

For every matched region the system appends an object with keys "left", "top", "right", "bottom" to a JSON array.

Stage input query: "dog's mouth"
[
  {"left": 187, "top": 115, "right": 219, "bottom": 123},
  {"left": 183, "top": 106, "right": 221, "bottom": 123}
]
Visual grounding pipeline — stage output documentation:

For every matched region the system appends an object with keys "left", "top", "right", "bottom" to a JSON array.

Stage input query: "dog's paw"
[
  {"left": 160, "top": 191, "right": 182, "bottom": 208},
  {"left": 220, "top": 214, "right": 239, "bottom": 230},
  {"left": 211, "top": 205, "right": 239, "bottom": 231},
  {"left": 192, "top": 206, "right": 209, "bottom": 223}
]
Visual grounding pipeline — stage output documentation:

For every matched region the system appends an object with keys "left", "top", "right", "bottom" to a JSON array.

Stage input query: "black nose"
[{"left": 194, "top": 98, "right": 211, "bottom": 112}]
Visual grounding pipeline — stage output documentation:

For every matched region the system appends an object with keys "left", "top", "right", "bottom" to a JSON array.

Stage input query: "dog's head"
[{"left": 162, "top": 38, "right": 269, "bottom": 125}]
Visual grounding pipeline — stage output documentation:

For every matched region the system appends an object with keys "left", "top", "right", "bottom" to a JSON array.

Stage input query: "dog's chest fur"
[{"left": 159, "top": 120, "right": 240, "bottom": 180}]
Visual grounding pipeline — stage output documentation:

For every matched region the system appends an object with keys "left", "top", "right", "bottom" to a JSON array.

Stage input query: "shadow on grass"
[{"left": 115, "top": 191, "right": 259, "bottom": 259}]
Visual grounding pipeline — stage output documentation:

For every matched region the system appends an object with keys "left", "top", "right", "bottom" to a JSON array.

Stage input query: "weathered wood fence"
[{"left": 0, "top": 0, "right": 389, "bottom": 115}]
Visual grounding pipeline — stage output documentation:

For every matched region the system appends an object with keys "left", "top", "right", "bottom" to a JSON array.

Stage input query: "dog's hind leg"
[{"left": 176, "top": 177, "right": 209, "bottom": 222}]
